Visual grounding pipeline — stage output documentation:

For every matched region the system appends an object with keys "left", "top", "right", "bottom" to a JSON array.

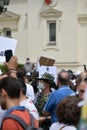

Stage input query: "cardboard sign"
[
  {"left": 39, "top": 56, "right": 55, "bottom": 66},
  {"left": 0, "top": 36, "right": 17, "bottom": 62}
]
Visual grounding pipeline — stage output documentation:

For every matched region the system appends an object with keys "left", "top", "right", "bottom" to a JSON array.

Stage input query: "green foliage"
[
  {"left": 18, "top": 64, "right": 24, "bottom": 68},
  {"left": 0, "top": 64, "right": 24, "bottom": 74},
  {"left": 0, "top": 64, "right": 8, "bottom": 73}
]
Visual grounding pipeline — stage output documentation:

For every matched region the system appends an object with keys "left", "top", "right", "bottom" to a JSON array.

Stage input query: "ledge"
[
  {"left": 0, "top": 11, "right": 20, "bottom": 31},
  {"left": 40, "top": 8, "right": 62, "bottom": 18},
  {"left": 78, "top": 14, "right": 87, "bottom": 25}
]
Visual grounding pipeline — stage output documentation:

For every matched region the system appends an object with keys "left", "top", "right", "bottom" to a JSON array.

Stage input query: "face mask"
[{"left": 37, "top": 82, "right": 45, "bottom": 90}]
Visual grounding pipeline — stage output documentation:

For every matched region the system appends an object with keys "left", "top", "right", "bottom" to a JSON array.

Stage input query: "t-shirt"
[
  {"left": 50, "top": 122, "right": 77, "bottom": 130},
  {"left": 44, "top": 86, "right": 75, "bottom": 123},
  {"left": 36, "top": 92, "right": 51, "bottom": 116},
  {"left": 1, "top": 106, "right": 39, "bottom": 130},
  {"left": 0, "top": 106, "right": 6, "bottom": 127},
  {"left": 20, "top": 98, "right": 39, "bottom": 120},
  {"left": 26, "top": 83, "right": 35, "bottom": 101}
]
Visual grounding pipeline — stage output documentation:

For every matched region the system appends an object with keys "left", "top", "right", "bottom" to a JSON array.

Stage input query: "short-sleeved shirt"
[
  {"left": 50, "top": 122, "right": 77, "bottom": 130},
  {"left": 20, "top": 98, "right": 39, "bottom": 120},
  {"left": 43, "top": 86, "right": 74, "bottom": 123},
  {"left": 26, "top": 83, "right": 35, "bottom": 101},
  {"left": 36, "top": 92, "right": 51, "bottom": 116},
  {"left": 1, "top": 106, "right": 38, "bottom": 130}
]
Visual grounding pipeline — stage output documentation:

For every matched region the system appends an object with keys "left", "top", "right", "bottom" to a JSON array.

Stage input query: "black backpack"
[{"left": 1, "top": 114, "right": 43, "bottom": 130}]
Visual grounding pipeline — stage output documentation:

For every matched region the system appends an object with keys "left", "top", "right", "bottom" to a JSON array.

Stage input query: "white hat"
[{"left": 75, "top": 71, "right": 81, "bottom": 76}]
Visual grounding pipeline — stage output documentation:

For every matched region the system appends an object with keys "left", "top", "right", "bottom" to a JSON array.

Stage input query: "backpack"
[{"left": 1, "top": 114, "right": 43, "bottom": 130}]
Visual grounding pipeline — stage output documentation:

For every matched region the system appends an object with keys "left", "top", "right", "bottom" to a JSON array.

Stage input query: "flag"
[{"left": 45, "top": 0, "right": 51, "bottom": 5}]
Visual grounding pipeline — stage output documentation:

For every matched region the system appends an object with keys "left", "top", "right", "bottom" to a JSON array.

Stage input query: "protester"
[
  {"left": 35, "top": 72, "right": 56, "bottom": 130},
  {"left": 18, "top": 78, "right": 39, "bottom": 120},
  {"left": 76, "top": 71, "right": 87, "bottom": 88},
  {"left": 77, "top": 78, "right": 87, "bottom": 100},
  {"left": 24, "top": 57, "right": 33, "bottom": 73},
  {"left": 43, "top": 70, "right": 75, "bottom": 124},
  {"left": 31, "top": 78, "right": 39, "bottom": 97},
  {"left": 0, "top": 56, "right": 18, "bottom": 127},
  {"left": 0, "top": 77, "right": 38, "bottom": 130},
  {"left": 50, "top": 96, "right": 81, "bottom": 130},
  {"left": 0, "top": 56, "right": 39, "bottom": 129},
  {"left": 36, "top": 72, "right": 56, "bottom": 116},
  {"left": 17, "top": 67, "right": 35, "bottom": 101}
]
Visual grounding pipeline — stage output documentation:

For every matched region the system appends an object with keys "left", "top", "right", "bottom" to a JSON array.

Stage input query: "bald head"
[
  {"left": 78, "top": 78, "right": 87, "bottom": 99},
  {"left": 77, "top": 71, "right": 87, "bottom": 85},
  {"left": 58, "top": 70, "right": 70, "bottom": 85},
  {"left": 79, "top": 71, "right": 87, "bottom": 80}
]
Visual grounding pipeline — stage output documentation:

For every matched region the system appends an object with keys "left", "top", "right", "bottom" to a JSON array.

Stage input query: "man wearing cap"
[
  {"left": 36, "top": 72, "right": 56, "bottom": 115},
  {"left": 35, "top": 72, "right": 57, "bottom": 130},
  {"left": 43, "top": 70, "right": 75, "bottom": 124}
]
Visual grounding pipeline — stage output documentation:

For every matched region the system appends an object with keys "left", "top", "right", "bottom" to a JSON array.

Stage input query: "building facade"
[{"left": 0, "top": 0, "right": 87, "bottom": 72}]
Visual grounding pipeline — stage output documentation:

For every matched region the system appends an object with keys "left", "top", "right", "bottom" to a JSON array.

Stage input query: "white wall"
[
  {"left": 27, "top": 0, "right": 78, "bottom": 63},
  {"left": 8, "top": 0, "right": 28, "bottom": 63},
  {"left": 77, "top": 0, "right": 87, "bottom": 71},
  {"left": 3, "top": 0, "right": 87, "bottom": 71}
]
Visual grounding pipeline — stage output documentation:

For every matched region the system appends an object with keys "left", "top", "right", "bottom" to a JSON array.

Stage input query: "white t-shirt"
[
  {"left": 26, "top": 83, "right": 35, "bottom": 101},
  {"left": 50, "top": 122, "right": 77, "bottom": 130},
  {"left": 20, "top": 98, "right": 39, "bottom": 120},
  {"left": 0, "top": 106, "right": 6, "bottom": 127}
]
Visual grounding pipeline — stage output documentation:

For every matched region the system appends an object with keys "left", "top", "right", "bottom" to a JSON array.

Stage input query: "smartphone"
[
  {"left": 4, "top": 50, "right": 13, "bottom": 62},
  {"left": 83, "top": 64, "right": 87, "bottom": 72}
]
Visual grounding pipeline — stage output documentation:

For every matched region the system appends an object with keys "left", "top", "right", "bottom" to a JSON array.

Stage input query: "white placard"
[
  {"left": 0, "top": 36, "right": 17, "bottom": 63},
  {"left": 38, "top": 65, "right": 58, "bottom": 84}
]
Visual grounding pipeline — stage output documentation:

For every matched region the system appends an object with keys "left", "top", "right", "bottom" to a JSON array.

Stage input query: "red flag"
[{"left": 45, "top": 0, "right": 51, "bottom": 5}]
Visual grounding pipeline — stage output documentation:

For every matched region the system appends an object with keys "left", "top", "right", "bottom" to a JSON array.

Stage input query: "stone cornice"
[
  {"left": 55, "top": 62, "right": 80, "bottom": 67},
  {"left": 0, "top": 11, "right": 20, "bottom": 31},
  {"left": 78, "top": 14, "right": 87, "bottom": 25},
  {"left": 0, "top": 11, "right": 20, "bottom": 20},
  {"left": 40, "top": 8, "right": 62, "bottom": 18}
]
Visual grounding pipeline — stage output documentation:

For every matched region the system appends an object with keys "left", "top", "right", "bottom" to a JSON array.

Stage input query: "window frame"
[
  {"left": 40, "top": 8, "right": 62, "bottom": 50},
  {"left": 3, "top": 28, "right": 12, "bottom": 38},
  {"left": 43, "top": 16, "right": 60, "bottom": 50},
  {"left": 47, "top": 20, "right": 56, "bottom": 45}
]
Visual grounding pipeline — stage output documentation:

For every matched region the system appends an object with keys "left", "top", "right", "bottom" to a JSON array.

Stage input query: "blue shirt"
[{"left": 43, "top": 86, "right": 74, "bottom": 123}]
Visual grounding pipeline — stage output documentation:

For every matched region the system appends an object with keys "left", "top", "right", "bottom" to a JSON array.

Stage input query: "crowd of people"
[{"left": 0, "top": 56, "right": 87, "bottom": 130}]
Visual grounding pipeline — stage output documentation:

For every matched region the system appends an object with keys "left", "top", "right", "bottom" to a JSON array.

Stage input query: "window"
[
  {"left": 47, "top": 21, "right": 56, "bottom": 45},
  {"left": 3, "top": 28, "right": 12, "bottom": 38},
  {"left": 40, "top": 8, "right": 62, "bottom": 50}
]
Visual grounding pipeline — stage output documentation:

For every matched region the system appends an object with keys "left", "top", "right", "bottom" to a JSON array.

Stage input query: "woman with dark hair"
[{"left": 50, "top": 96, "right": 81, "bottom": 130}]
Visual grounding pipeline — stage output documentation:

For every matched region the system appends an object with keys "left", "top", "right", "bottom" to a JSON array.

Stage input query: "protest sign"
[
  {"left": 39, "top": 56, "right": 55, "bottom": 66},
  {"left": 0, "top": 36, "right": 17, "bottom": 62},
  {"left": 38, "top": 65, "right": 57, "bottom": 84}
]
